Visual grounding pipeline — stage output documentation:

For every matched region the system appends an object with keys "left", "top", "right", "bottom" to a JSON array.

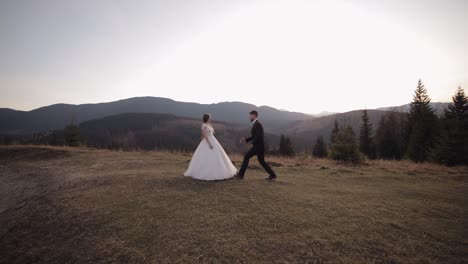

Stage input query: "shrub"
[{"left": 329, "top": 126, "right": 364, "bottom": 164}]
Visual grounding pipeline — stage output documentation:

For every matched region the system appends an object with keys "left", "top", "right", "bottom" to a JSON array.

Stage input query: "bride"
[{"left": 184, "top": 114, "right": 238, "bottom": 181}]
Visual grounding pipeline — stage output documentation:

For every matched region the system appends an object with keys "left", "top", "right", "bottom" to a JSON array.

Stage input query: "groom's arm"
[
  {"left": 245, "top": 125, "right": 259, "bottom": 144},
  {"left": 251, "top": 123, "right": 264, "bottom": 145}
]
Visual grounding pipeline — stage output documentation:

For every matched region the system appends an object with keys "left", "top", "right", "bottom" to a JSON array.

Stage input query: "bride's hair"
[{"left": 203, "top": 113, "right": 211, "bottom": 123}]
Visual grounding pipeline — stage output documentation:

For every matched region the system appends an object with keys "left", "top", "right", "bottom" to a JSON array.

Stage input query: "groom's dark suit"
[{"left": 238, "top": 120, "right": 276, "bottom": 178}]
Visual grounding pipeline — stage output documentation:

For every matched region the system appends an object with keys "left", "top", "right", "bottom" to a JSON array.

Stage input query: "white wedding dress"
[{"left": 184, "top": 123, "right": 237, "bottom": 181}]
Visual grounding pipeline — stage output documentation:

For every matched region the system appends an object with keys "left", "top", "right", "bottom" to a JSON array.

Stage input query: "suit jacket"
[{"left": 245, "top": 120, "right": 265, "bottom": 148}]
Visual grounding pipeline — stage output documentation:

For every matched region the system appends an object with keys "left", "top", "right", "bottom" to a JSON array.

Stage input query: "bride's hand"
[{"left": 240, "top": 138, "right": 246, "bottom": 144}]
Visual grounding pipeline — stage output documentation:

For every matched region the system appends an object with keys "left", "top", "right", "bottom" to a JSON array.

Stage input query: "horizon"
[
  {"left": 1, "top": 95, "right": 451, "bottom": 115},
  {"left": 1, "top": 0, "right": 467, "bottom": 113}
]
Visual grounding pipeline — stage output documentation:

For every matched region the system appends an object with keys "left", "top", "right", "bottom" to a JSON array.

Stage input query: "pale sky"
[{"left": 1, "top": 0, "right": 467, "bottom": 114}]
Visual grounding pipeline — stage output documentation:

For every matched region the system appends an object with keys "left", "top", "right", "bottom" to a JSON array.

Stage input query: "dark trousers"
[{"left": 238, "top": 145, "right": 276, "bottom": 177}]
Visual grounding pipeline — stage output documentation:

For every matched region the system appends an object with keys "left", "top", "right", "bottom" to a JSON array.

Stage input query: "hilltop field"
[{"left": 0, "top": 146, "right": 466, "bottom": 263}]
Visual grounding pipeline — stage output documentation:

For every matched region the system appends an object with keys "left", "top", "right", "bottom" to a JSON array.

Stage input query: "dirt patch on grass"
[{"left": 0, "top": 145, "right": 72, "bottom": 162}]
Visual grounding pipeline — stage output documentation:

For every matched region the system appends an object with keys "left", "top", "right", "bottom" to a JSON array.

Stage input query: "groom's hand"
[{"left": 240, "top": 138, "right": 246, "bottom": 144}]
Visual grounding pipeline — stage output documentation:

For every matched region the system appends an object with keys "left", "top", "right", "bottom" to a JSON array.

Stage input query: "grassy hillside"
[
  {"left": 1, "top": 113, "right": 281, "bottom": 153},
  {"left": 78, "top": 113, "right": 245, "bottom": 153},
  {"left": 0, "top": 146, "right": 466, "bottom": 263},
  {"left": 2, "top": 110, "right": 394, "bottom": 153}
]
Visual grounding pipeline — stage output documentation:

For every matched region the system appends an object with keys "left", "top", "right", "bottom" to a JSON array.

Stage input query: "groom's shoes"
[
  {"left": 234, "top": 174, "right": 244, "bottom": 180},
  {"left": 265, "top": 175, "right": 277, "bottom": 181}
]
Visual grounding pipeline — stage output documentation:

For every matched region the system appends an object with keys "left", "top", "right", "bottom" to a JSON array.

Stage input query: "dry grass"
[{"left": 0, "top": 145, "right": 467, "bottom": 264}]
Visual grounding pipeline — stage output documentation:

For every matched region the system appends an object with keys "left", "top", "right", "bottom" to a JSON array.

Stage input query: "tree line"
[
  {"left": 2, "top": 80, "right": 465, "bottom": 166},
  {"left": 278, "top": 80, "right": 467, "bottom": 166}
]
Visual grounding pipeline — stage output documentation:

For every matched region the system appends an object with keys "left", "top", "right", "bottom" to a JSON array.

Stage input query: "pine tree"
[
  {"left": 330, "top": 120, "right": 340, "bottom": 144},
  {"left": 432, "top": 87, "right": 468, "bottom": 165},
  {"left": 279, "top": 134, "right": 286, "bottom": 155},
  {"left": 285, "top": 137, "right": 294, "bottom": 156},
  {"left": 64, "top": 123, "right": 80, "bottom": 147},
  {"left": 279, "top": 134, "right": 294, "bottom": 157},
  {"left": 406, "top": 79, "right": 438, "bottom": 162},
  {"left": 329, "top": 125, "right": 364, "bottom": 164},
  {"left": 312, "top": 135, "right": 328, "bottom": 158},
  {"left": 445, "top": 86, "right": 468, "bottom": 120},
  {"left": 375, "top": 115, "right": 391, "bottom": 158},
  {"left": 359, "top": 109, "right": 375, "bottom": 158},
  {"left": 375, "top": 112, "right": 407, "bottom": 159}
]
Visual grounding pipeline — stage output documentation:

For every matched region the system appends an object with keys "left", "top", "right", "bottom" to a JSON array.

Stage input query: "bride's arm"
[{"left": 201, "top": 125, "right": 214, "bottom": 149}]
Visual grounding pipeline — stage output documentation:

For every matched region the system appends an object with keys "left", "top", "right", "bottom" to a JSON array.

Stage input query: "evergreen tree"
[
  {"left": 359, "top": 109, "right": 375, "bottom": 158},
  {"left": 285, "top": 137, "right": 294, "bottom": 156},
  {"left": 330, "top": 120, "right": 340, "bottom": 144},
  {"left": 432, "top": 87, "right": 468, "bottom": 165},
  {"left": 64, "top": 123, "right": 80, "bottom": 147},
  {"left": 445, "top": 86, "right": 468, "bottom": 120},
  {"left": 279, "top": 134, "right": 294, "bottom": 157},
  {"left": 279, "top": 134, "right": 285, "bottom": 155},
  {"left": 375, "top": 112, "right": 407, "bottom": 159},
  {"left": 406, "top": 79, "right": 438, "bottom": 162},
  {"left": 312, "top": 135, "right": 328, "bottom": 158},
  {"left": 375, "top": 115, "right": 392, "bottom": 158},
  {"left": 329, "top": 125, "right": 364, "bottom": 164}
]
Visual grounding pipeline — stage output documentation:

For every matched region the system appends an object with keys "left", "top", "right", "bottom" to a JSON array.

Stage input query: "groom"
[{"left": 236, "top": 110, "right": 277, "bottom": 180}]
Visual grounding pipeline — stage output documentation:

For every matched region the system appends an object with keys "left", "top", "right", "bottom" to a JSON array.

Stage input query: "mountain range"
[
  {"left": 377, "top": 102, "right": 449, "bottom": 115},
  {"left": 0, "top": 97, "right": 450, "bottom": 152},
  {"left": 0, "top": 97, "right": 310, "bottom": 134}
]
